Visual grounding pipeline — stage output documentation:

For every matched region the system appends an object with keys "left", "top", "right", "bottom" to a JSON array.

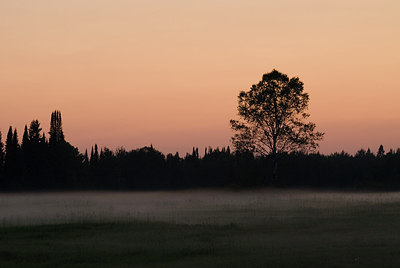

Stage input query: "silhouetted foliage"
[
  {"left": 0, "top": 111, "right": 400, "bottom": 191},
  {"left": 49, "top": 110, "right": 65, "bottom": 145},
  {"left": 22, "top": 125, "right": 29, "bottom": 150},
  {"left": 230, "top": 69, "right": 324, "bottom": 185},
  {"left": 29, "top": 120, "right": 42, "bottom": 144},
  {"left": 377, "top": 145, "right": 385, "bottom": 158},
  {"left": 0, "top": 131, "right": 4, "bottom": 183}
]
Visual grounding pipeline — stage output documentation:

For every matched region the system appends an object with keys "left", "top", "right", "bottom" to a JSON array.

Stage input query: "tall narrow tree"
[
  {"left": 84, "top": 149, "right": 89, "bottom": 164},
  {"left": 49, "top": 110, "right": 65, "bottom": 145},
  {"left": 22, "top": 125, "right": 29, "bottom": 150},
  {"left": 4, "top": 127, "right": 21, "bottom": 187},
  {"left": 93, "top": 144, "right": 99, "bottom": 163},
  {"left": 0, "top": 131, "right": 4, "bottom": 169},
  {"left": 90, "top": 146, "right": 94, "bottom": 163},
  {"left": 5, "top": 127, "right": 14, "bottom": 163},
  {"left": 13, "top": 129, "right": 19, "bottom": 150}
]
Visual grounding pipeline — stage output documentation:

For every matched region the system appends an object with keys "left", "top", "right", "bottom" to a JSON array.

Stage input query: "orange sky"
[{"left": 1, "top": 0, "right": 399, "bottom": 155}]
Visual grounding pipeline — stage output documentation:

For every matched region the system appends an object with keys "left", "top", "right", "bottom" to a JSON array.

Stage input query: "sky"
[{"left": 1, "top": 0, "right": 399, "bottom": 155}]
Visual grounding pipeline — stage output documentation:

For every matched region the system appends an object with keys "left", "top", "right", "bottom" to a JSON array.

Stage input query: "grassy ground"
[{"left": 2, "top": 201, "right": 400, "bottom": 267}]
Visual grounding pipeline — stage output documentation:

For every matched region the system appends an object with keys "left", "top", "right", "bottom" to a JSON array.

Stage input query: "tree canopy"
[{"left": 230, "top": 69, "right": 324, "bottom": 156}]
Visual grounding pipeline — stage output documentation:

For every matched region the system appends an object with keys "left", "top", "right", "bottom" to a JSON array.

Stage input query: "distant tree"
[
  {"left": 5, "top": 127, "right": 14, "bottom": 163},
  {"left": 355, "top": 149, "right": 367, "bottom": 158},
  {"left": 13, "top": 129, "right": 19, "bottom": 150},
  {"left": 92, "top": 144, "right": 99, "bottom": 163},
  {"left": 29, "top": 120, "right": 42, "bottom": 145},
  {"left": 0, "top": 131, "right": 4, "bottom": 170},
  {"left": 47, "top": 111, "right": 81, "bottom": 188},
  {"left": 49, "top": 110, "right": 64, "bottom": 145},
  {"left": 191, "top": 147, "right": 199, "bottom": 159},
  {"left": 84, "top": 149, "right": 89, "bottom": 164},
  {"left": 22, "top": 125, "right": 29, "bottom": 150},
  {"left": 377, "top": 145, "right": 385, "bottom": 158},
  {"left": 20, "top": 121, "right": 46, "bottom": 189},
  {"left": 230, "top": 69, "right": 324, "bottom": 184},
  {"left": 3, "top": 127, "right": 21, "bottom": 188},
  {"left": 100, "top": 148, "right": 104, "bottom": 160},
  {"left": 90, "top": 146, "right": 94, "bottom": 162},
  {"left": 5, "top": 127, "right": 20, "bottom": 160},
  {"left": 40, "top": 133, "right": 47, "bottom": 144}
]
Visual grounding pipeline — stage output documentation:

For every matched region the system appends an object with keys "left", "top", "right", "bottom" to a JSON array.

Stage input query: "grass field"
[{"left": 1, "top": 190, "right": 400, "bottom": 267}]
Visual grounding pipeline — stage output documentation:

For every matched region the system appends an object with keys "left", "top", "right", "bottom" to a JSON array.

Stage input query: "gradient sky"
[{"left": 1, "top": 0, "right": 399, "bottom": 155}]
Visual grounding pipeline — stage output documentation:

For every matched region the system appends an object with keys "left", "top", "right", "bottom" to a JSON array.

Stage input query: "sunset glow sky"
[{"left": 1, "top": 0, "right": 400, "bottom": 155}]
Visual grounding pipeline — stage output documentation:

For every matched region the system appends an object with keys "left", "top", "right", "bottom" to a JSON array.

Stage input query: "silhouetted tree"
[
  {"left": 41, "top": 133, "right": 47, "bottom": 144},
  {"left": 49, "top": 110, "right": 65, "bottom": 145},
  {"left": 90, "top": 146, "right": 94, "bottom": 162},
  {"left": 377, "top": 145, "right": 385, "bottom": 158},
  {"left": 13, "top": 129, "right": 19, "bottom": 150},
  {"left": 3, "top": 127, "right": 22, "bottom": 188},
  {"left": 0, "top": 131, "right": 4, "bottom": 173},
  {"left": 230, "top": 69, "right": 324, "bottom": 184},
  {"left": 5, "top": 127, "right": 20, "bottom": 163},
  {"left": 94, "top": 144, "right": 99, "bottom": 163},
  {"left": 29, "top": 120, "right": 42, "bottom": 145},
  {"left": 47, "top": 111, "right": 81, "bottom": 188},
  {"left": 84, "top": 149, "right": 89, "bottom": 164},
  {"left": 5, "top": 127, "right": 14, "bottom": 163},
  {"left": 22, "top": 125, "right": 29, "bottom": 150}
]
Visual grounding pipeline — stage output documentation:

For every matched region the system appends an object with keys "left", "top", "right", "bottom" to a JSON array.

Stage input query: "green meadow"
[{"left": 1, "top": 190, "right": 400, "bottom": 267}]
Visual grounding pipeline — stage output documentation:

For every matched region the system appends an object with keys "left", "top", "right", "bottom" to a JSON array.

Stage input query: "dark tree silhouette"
[
  {"left": 13, "top": 129, "right": 19, "bottom": 150},
  {"left": 377, "top": 145, "right": 385, "bottom": 158},
  {"left": 5, "top": 127, "right": 14, "bottom": 163},
  {"left": 84, "top": 149, "right": 89, "bottom": 164},
  {"left": 49, "top": 110, "right": 65, "bottom": 145},
  {"left": 5, "top": 127, "right": 19, "bottom": 164},
  {"left": 4, "top": 127, "right": 21, "bottom": 188},
  {"left": 3, "top": 109, "right": 400, "bottom": 191},
  {"left": 0, "top": 131, "right": 4, "bottom": 172},
  {"left": 93, "top": 144, "right": 99, "bottom": 163},
  {"left": 22, "top": 125, "right": 29, "bottom": 150},
  {"left": 230, "top": 69, "right": 324, "bottom": 184},
  {"left": 46, "top": 111, "right": 82, "bottom": 188},
  {"left": 29, "top": 120, "right": 42, "bottom": 145}
]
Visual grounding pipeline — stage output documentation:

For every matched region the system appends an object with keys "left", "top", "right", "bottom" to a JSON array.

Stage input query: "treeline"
[{"left": 1, "top": 111, "right": 400, "bottom": 191}]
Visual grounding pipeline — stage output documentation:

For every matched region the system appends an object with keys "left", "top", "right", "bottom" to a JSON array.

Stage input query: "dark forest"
[{"left": 0, "top": 111, "right": 399, "bottom": 191}]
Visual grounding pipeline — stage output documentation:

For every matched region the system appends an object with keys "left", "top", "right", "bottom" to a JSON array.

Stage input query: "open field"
[{"left": 1, "top": 190, "right": 400, "bottom": 267}]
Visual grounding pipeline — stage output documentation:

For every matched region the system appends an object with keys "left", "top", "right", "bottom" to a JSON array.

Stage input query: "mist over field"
[{"left": 2, "top": 190, "right": 400, "bottom": 226}]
